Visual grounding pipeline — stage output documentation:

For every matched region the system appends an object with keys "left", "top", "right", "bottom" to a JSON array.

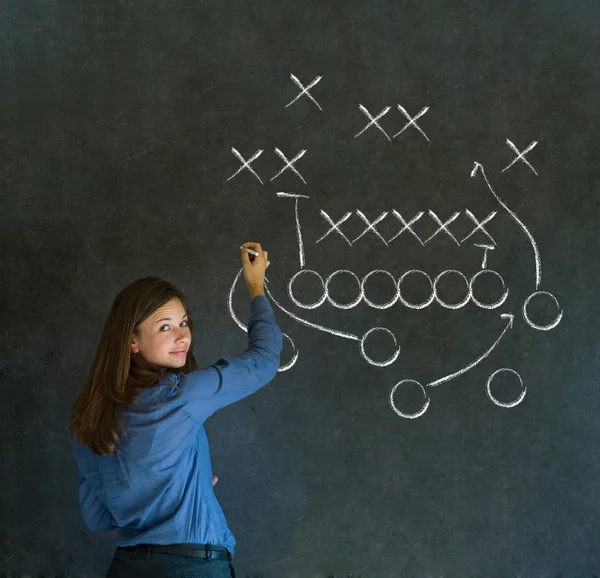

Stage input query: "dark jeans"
[{"left": 106, "top": 545, "right": 236, "bottom": 578}]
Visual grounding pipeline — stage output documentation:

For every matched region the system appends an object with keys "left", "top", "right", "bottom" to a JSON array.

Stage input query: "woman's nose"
[{"left": 175, "top": 327, "right": 189, "bottom": 342}]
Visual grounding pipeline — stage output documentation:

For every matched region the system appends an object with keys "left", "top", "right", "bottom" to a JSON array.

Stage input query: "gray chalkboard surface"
[{"left": 2, "top": 1, "right": 600, "bottom": 576}]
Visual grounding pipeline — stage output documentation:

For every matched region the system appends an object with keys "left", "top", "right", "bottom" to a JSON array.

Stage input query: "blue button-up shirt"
[{"left": 71, "top": 295, "right": 283, "bottom": 555}]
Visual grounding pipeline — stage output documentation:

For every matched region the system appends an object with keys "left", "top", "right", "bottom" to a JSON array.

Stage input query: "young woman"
[{"left": 70, "top": 242, "right": 282, "bottom": 578}]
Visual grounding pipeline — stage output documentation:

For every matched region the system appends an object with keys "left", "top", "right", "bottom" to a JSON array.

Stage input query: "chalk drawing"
[
  {"left": 462, "top": 210, "right": 497, "bottom": 245},
  {"left": 397, "top": 270, "right": 436, "bottom": 310},
  {"left": 433, "top": 269, "right": 471, "bottom": 309},
  {"left": 424, "top": 211, "right": 461, "bottom": 246},
  {"left": 486, "top": 368, "right": 527, "bottom": 408},
  {"left": 227, "top": 269, "right": 299, "bottom": 371},
  {"left": 352, "top": 211, "right": 390, "bottom": 245},
  {"left": 428, "top": 313, "right": 514, "bottom": 388},
  {"left": 225, "top": 77, "right": 562, "bottom": 417},
  {"left": 227, "top": 147, "right": 263, "bottom": 183},
  {"left": 522, "top": 290, "right": 563, "bottom": 331},
  {"left": 277, "top": 192, "right": 309, "bottom": 269},
  {"left": 470, "top": 269, "right": 509, "bottom": 310},
  {"left": 277, "top": 264, "right": 508, "bottom": 313},
  {"left": 394, "top": 104, "right": 430, "bottom": 142},
  {"left": 314, "top": 209, "right": 500, "bottom": 248},
  {"left": 389, "top": 380, "right": 430, "bottom": 419},
  {"left": 286, "top": 74, "right": 323, "bottom": 111},
  {"left": 271, "top": 148, "right": 307, "bottom": 184},
  {"left": 354, "top": 104, "right": 392, "bottom": 141},
  {"left": 389, "top": 211, "right": 425, "bottom": 245},
  {"left": 474, "top": 244, "right": 495, "bottom": 269},
  {"left": 502, "top": 138, "right": 538, "bottom": 175},
  {"left": 228, "top": 149, "right": 308, "bottom": 185},
  {"left": 471, "top": 162, "right": 542, "bottom": 289}
]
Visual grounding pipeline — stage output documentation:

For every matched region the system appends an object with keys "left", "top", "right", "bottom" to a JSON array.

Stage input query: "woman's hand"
[
  {"left": 241, "top": 242, "right": 270, "bottom": 298},
  {"left": 212, "top": 474, "right": 218, "bottom": 486}
]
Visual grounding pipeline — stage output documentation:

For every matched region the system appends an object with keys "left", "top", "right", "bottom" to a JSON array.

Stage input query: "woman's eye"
[{"left": 159, "top": 320, "right": 187, "bottom": 331}]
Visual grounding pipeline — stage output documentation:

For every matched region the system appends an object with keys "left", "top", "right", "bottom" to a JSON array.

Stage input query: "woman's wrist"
[{"left": 249, "top": 286, "right": 265, "bottom": 299}]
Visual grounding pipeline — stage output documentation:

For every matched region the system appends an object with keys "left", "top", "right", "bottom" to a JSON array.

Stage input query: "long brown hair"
[{"left": 70, "top": 277, "right": 199, "bottom": 456}]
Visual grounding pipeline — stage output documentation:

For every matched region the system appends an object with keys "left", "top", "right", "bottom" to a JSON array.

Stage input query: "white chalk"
[{"left": 240, "top": 246, "right": 259, "bottom": 257}]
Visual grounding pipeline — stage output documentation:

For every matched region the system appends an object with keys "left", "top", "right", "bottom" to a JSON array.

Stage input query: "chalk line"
[
  {"left": 471, "top": 162, "right": 542, "bottom": 289},
  {"left": 227, "top": 268, "right": 299, "bottom": 371},
  {"left": 277, "top": 192, "right": 309, "bottom": 269},
  {"left": 427, "top": 313, "right": 514, "bottom": 388}
]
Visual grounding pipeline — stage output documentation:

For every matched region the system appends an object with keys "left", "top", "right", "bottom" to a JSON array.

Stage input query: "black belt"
[{"left": 118, "top": 543, "right": 231, "bottom": 560}]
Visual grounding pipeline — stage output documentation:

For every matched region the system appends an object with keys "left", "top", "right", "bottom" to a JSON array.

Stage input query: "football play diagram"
[{"left": 226, "top": 74, "right": 563, "bottom": 419}]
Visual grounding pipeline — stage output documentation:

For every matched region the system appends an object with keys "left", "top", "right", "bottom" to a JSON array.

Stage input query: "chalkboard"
[{"left": 2, "top": 1, "right": 600, "bottom": 576}]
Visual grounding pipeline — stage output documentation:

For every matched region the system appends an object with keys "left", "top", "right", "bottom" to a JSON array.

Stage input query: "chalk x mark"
[
  {"left": 271, "top": 148, "right": 307, "bottom": 184},
  {"left": 352, "top": 211, "right": 389, "bottom": 245},
  {"left": 502, "top": 139, "right": 538, "bottom": 176},
  {"left": 424, "top": 210, "right": 461, "bottom": 245},
  {"left": 227, "top": 148, "right": 264, "bottom": 183},
  {"left": 462, "top": 210, "right": 497, "bottom": 245},
  {"left": 286, "top": 74, "right": 323, "bottom": 111},
  {"left": 388, "top": 211, "right": 425, "bottom": 245},
  {"left": 354, "top": 105, "right": 391, "bottom": 141},
  {"left": 316, "top": 210, "right": 354, "bottom": 246},
  {"left": 394, "top": 104, "right": 430, "bottom": 142}
]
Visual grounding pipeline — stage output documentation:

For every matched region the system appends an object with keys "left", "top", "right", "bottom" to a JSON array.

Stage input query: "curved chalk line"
[
  {"left": 263, "top": 276, "right": 360, "bottom": 341},
  {"left": 230, "top": 267, "right": 403, "bottom": 368},
  {"left": 427, "top": 313, "right": 514, "bottom": 388},
  {"left": 227, "top": 268, "right": 299, "bottom": 372},
  {"left": 227, "top": 269, "right": 250, "bottom": 332},
  {"left": 267, "top": 276, "right": 403, "bottom": 367},
  {"left": 471, "top": 162, "right": 542, "bottom": 289}
]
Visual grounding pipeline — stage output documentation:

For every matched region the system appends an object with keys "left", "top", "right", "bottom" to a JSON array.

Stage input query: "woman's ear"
[{"left": 131, "top": 339, "right": 140, "bottom": 354}]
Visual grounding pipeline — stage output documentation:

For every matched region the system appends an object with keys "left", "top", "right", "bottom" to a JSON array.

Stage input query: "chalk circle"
[
  {"left": 389, "top": 379, "right": 430, "bottom": 419},
  {"left": 288, "top": 269, "right": 327, "bottom": 310},
  {"left": 433, "top": 269, "right": 472, "bottom": 309},
  {"left": 325, "top": 269, "right": 362, "bottom": 309},
  {"left": 277, "top": 333, "right": 299, "bottom": 372},
  {"left": 522, "top": 290, "right": 563, "bottom": 331},
  {"left": 397, "top": 270, "right": 436, "bottom": 309},
  {"left": 485, "top": 368, "right": 526, "bottom": 408},
  {"left": 359, "top": 327, "right": 401, "bottom": 367},
  {"left": 469, "top": 269, "right": 509, "bottom": 309},
  {"left": 361, "top": 269, "right": 398, "bottom": 309}
]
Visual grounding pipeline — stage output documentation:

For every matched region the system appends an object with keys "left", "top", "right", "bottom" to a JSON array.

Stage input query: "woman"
[{"left": 70, "top": 242, "right": 282, "bottom": 578}]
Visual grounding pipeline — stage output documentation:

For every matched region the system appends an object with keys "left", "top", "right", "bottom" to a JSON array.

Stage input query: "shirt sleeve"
[
  {"left": 77, "top": 469, "right": 116, "bottom": 532},
  {"left": 179, "top": 294, "right": 283, "bottom": 424}
]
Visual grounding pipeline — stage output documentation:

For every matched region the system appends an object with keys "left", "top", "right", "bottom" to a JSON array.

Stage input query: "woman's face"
[{"left": 131, "top": 297, "right": 192, "bottom": 369}]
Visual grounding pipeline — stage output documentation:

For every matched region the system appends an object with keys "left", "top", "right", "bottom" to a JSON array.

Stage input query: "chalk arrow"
[
  {"left": 471, "top": 162, "right": 542, "bottom": 289},
  {"left": 427, "top": 313, "right": 514, "bottom": 388}
]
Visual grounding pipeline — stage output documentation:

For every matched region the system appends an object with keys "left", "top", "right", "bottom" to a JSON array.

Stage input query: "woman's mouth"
[{"left": 170, "top": 349, "right": 187, "bottom": 356}]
